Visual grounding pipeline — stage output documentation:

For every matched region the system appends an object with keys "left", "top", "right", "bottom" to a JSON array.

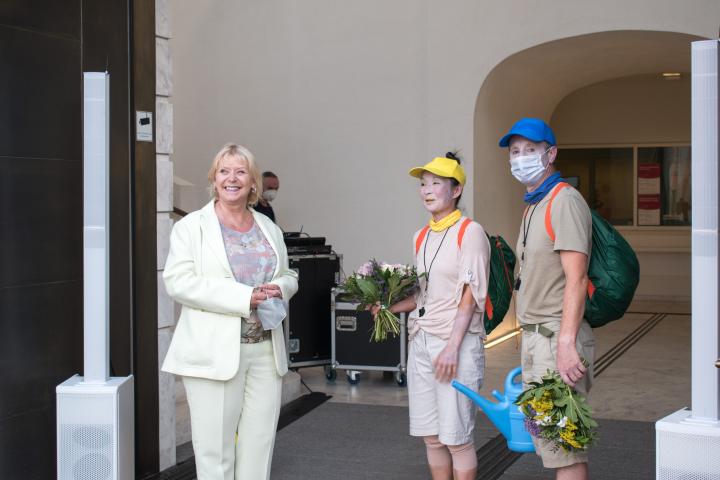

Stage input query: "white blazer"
[{"left": 161, "top": 201, "right": 298, "bottom": 380}]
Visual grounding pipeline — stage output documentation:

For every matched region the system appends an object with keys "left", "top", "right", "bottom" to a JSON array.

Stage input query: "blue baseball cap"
[{"left": 498, "top": 118, "right": 556, "bottom": 147}]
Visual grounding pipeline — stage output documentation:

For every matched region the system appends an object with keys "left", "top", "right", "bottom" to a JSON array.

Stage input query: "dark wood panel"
[
  {"left": 0, "top": 0, "right": 81, "bottom": 40},
  {"left": 0, "top": 281, "right": 83, "bottom": 418},
  {"left": 0, "top": 25, "right": 81, "bottom": 160},
  {"left": 0, "top": 157, "right": 82, "bottom": 289},
  {"left": 132, "top": 0, "right": 160, "bottom": 475},
  {"left": 0, "top": 4, "right": 84, "bottom": 478},
  {"left": 0, "top": 1, "right": 156, "bottom": 478},
  {"left": 0, "top": 406, "right": 56, "bottom": 479}
]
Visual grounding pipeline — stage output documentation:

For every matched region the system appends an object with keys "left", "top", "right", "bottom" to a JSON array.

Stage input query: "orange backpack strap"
[
  {"left": 587, "top": 279, "right": 596, "bottom": 299},
  {"left": 544, "top": 182, "right": 572, "bottom": 242},
  {"left": 415, "top": 226, "right": 430, "bottom": 255},
  {"left": 457, "top": 218, "right": 472, "bottom": 248},
  {"left": 543, "top": 183, "right": 595, "bottom": 299},
  {"left": 416, "top": 218, "right": 472, "bottom": 255},
  {"left": 485, "top": 297, "right": 494, "bottom": 320}
]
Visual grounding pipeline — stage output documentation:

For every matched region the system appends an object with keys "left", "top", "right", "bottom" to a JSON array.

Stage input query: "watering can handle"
[{"left": 504, "top": 366, "right": 523, "bottom": 393}]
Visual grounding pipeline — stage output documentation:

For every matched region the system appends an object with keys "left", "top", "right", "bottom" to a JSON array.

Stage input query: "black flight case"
[{"left": 327, "top": 288, "right": 407, "bottom": 386}]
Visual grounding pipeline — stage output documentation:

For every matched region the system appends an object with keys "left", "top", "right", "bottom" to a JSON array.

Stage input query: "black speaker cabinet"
[{"left": 285, "top": 254, "right": 340, "bottom": 368}]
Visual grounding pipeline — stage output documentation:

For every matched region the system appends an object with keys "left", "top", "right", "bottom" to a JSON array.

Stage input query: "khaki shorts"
[
  {"left": 521, "top": 319, "right": 595, "bottom": 469},
  {"left": 408, "top": 329, "right": 484, "bottom": 445}
]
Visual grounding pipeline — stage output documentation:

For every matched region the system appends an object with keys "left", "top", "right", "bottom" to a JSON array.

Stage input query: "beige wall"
[
  {"left": 171, "top": 0, "right": 429, "bottom": 271},
  {"left": 169, "top": 0, "right": 717, "bottom": 290},
  {"left": 552, "top": 74, "right": 691, "bottom": 145}
]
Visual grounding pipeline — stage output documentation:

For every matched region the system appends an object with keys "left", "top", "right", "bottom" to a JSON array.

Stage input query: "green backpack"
[
  {"left": 415, "top": 219, "right": 516, "bottom": 334},
  {"left": 546, "top": 183, "right": 640, "bottom": 327}
]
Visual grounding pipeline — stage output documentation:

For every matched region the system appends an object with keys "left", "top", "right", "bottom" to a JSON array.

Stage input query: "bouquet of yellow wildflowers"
[{"left": 515, "top": 370, "right": 598, "bottom": 453}]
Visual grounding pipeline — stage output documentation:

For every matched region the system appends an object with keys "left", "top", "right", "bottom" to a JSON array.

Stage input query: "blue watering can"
[{"left": 451, "top": 366, "right": 535, "bottom": 453}]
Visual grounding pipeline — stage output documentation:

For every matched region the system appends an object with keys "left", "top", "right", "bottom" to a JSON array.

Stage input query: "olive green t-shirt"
[{"left": 515, "top": 186, "right": 592, "bottom": 324}]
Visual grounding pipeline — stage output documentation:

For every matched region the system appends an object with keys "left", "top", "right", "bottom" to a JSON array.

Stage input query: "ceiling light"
[{"left": 662, "top": 72, "right": 682, "bottom": 80}]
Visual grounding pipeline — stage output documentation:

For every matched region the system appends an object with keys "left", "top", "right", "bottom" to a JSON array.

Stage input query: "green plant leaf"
[{"left": 355, "top": 277, "right": 379, "bottom": 300}]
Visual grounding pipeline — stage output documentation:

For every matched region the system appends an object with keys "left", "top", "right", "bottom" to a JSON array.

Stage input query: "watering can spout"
[
  {"left": 451, "top": 366, "right": 535, "bottom": 453},
  {"left": 450, "top": 380, "right": 510, "bottom": 439}
]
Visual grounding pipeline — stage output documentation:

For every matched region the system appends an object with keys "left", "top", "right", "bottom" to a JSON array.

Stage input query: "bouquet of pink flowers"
[{"left": 342, "top": 260, "right": 422, "bottom": 342}]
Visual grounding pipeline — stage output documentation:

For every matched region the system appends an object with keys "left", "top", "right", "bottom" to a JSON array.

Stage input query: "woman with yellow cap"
[{"left": 379, "top": 153, "right": 490, "bottom": 480}]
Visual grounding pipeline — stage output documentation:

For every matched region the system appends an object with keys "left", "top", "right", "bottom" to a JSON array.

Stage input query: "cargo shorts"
[
  {"left": 521, "top": 319, "right": 595, "bottom": 469},
  {"left": 408, "top": 329, "right": 484, "bottom": 445}
]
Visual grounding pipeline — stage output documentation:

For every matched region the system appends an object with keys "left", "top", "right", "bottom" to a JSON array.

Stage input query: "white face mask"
[
  {"left": 256, "top": 297, "right": 286, "bottom": 330},
  {"left": 262, "top": 189, "right": 278, "bottom": 202},
  {"left": 510, "top": 148, "right": 552, "bottom": 185}
]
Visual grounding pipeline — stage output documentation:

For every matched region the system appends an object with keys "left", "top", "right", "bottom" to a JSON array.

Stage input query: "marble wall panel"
[
  {"left": 157, "top": 155, "right": 173, "bottom": 212},
  {"left": 156, "top": 98, "right": 173, "bottom": 155},
  {"left": 157, "top": 213, "right": 173, "bottom": 270},
  {"left": 157, "top": 271, "right": 175, "bottom": 329},
  {"left": 281, "top": 371, "right": 303, "bottom": 406},
  {"left": 155, "top": 0, "right": 171, "bottom": 39},
  {"left": 175, "top": 377, "right": 192, "bottom": 446},
  {"left": 156, "top": 37, "right": 172, "bottom": 97},
  {"left": 158, "top": 327, "right": 176, "bottom": 470}
]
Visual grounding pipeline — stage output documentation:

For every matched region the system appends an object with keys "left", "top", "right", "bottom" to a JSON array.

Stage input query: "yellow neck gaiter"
[{"left": 429, "top": 209, "right": 462, "bottom": 232}]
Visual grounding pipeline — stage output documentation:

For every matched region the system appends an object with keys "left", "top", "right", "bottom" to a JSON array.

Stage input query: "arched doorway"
[{"left": 474, "top": 30, "right": 704, "bottom": 335}]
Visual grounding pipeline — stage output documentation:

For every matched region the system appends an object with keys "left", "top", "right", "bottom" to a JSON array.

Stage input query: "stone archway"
[
  {"left": 474, "top": 30, "right": 703, "bottom": 238},
  {"left": 473, "top": 30, "right": 704, "bottom": 334}
]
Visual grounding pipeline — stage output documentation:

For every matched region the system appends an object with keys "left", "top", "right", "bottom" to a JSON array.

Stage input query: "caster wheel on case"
[
  {"left": 324, "top": 365, "right": 337, "bottom": 382},
  {"left": 396, "top": 372, "right": 407, "bottom": 387},
  {"left": 346, "top": 370, "right": 360, "bottom": 385}
]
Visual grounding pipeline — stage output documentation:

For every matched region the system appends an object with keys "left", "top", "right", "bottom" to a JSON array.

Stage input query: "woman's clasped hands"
[{"left": 251, "top": 284, "right": 283, "bottom": 308}]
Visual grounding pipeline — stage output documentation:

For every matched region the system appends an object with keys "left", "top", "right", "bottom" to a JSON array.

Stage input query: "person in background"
[
  {"left": 379, "top": 153, "right": 490, "bottom": 480},
  {"left": 254, "top": 171, "right": 279, "bottom": 222},
  {"left": 161, "top": 143, "right": 298, "bottom": 480},
  {"left": 499, "top": 118, "right": 594, "bottom": 480}
]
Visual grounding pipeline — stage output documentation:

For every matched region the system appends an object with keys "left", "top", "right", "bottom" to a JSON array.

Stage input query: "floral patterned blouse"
[{"left": 220, "top": 221, "right": 278, "bottom": 343}]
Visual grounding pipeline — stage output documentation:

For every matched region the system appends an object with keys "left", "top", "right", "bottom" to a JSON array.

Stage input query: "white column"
[
  {"left": 655, "top": 39, "right": 720, "bottom": 480},
  {"left": 156, "top": 0, "right": 177, "bottom": 470},
  {"left": 83, "top": 72, "right": 110, "bottom": 384},
  {"left": 691, "top": 39, "right": 720, "bottom": 423}
]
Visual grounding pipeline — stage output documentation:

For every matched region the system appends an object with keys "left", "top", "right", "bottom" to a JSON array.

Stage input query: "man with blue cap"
[{"left": 499, "top": 118, "right": 594, "bottom": 480}]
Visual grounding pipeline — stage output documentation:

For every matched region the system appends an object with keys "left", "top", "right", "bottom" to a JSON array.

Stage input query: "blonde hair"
[{"left": 207, "top": 143, "right": 263, "bottom": 206}]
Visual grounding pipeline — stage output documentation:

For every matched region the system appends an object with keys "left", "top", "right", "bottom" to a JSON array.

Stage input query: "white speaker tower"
[
  {"left": 56, "top": 73, "right": 134, "bottom": 480},
  {"left": 655, "top": 40, "right": 720, "bottom": 480}
]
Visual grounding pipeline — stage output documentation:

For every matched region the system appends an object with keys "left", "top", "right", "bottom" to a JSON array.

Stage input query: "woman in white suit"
[{"left": 162, "top": 143, "right": 298, "bottom": 480}]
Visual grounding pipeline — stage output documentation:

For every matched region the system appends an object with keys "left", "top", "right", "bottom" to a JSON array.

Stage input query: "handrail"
[{"left": 173, "top": 206, "right": 188, "bottom": 218}]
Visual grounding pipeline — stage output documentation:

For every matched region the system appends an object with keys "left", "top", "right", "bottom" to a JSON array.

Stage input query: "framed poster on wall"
[
  {"left": 638, "top": 163, "right": 661, "bottom": 195},
  {"left": 638, "top": 163, "right": 661, "bottom": 226},
  {"left": 638, "top": 195, "right": 661, "bottom": 226}
]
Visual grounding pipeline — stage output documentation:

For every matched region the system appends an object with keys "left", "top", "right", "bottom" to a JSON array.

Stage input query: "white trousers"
[{"left": 182, "top": 340, "right": 282, "bottom": 480}]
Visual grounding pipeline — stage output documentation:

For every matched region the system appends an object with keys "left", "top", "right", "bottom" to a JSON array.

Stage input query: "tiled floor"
[
  {"left": 173, "top": 298, "right": 692, "bottom": 471},
  {"left": 167, "top": 299, "right": 693, "bottom": 479},
  {"left": 298, "top": 299, "right": 691, "bottom": 423}
]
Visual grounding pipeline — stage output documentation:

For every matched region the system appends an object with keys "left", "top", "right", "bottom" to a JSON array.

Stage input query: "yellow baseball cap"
[{"left": 409, "top": 157, "right": 466, "bottom": 185}]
